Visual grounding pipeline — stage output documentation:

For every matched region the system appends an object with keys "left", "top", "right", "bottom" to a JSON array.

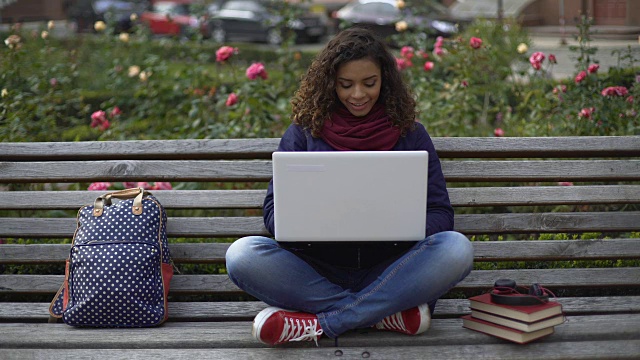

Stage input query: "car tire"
[
  {"left": 212, "top": 27, "right": 226, "bottom": 43},
  {"left": 266, "top": 28, "right": 282, "bottom": 46}
]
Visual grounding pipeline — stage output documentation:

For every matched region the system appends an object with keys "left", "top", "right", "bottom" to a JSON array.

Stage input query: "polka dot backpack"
[{"left": 48, "top": 187, "right": 174, "bottom": 327}]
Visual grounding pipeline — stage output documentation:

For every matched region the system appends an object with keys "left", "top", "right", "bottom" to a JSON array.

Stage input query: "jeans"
[{"left": 225, "top": 231, "right": 474, "bottom": 338}]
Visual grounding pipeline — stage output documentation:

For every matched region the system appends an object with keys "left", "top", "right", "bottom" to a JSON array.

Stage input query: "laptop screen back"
[{"left": 272, "top": 151, "right": 428, "bottom": 242}]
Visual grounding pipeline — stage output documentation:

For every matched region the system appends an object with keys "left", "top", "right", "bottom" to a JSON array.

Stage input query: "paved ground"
[{"left": 528, "top": 34, "right": 639, "bottom": 80}]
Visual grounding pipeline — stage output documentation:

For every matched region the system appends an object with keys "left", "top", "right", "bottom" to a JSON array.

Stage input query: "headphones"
[{"left": 490, "top": 279, "right": 551, "bottom": 306}]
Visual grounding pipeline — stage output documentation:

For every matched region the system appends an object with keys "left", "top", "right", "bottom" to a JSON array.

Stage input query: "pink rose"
[
  {"left": 423, "top": 61, "right": 434, "bottom": 72},
  {"left": 627, "top": 96, "right": 634, "bottom": 104},
  {"left": 558, "top": 182, "right": 574, "bottom": 186},
  {"left": 601, "top": 86, "right": 629, "bottom": 97},
  {"left": 88, "top": 182, "right": 112, "bottom": 191},
  {"left": 529, "top": 52, "right": 545, "bottom": 63},
  {"left": 529, "top": 51, "right": 545, "bottom": 70},
  {"left": 461, "top": 80, "right": 469, "bottom": 88},
  {"left": 122, "top": 182, "right": 138, "bottom": 188},
  {"left": 529, "top": 52, "right": 545, "bottom": 70},
  {"left": 494, "top": 128, "right": 504, "bottom": 137},
  {"left": 548, "top": 54, "right": 557, "bottom": 64},
  {"left": 395, "top": 58, "right": 412, "bottom": 70},
  {"left": 215, "top": 46, "right": 237, "bottom": 62},
  {"left": 416, "top": 50, "right": 428, "bottom": 59},
  {"left": 578, "top": 107, "right": 595, "bottom": 119},
  {"left": 400, "top": 46, "right": 414, "bottom": 59},
  {"left": 469, "top": 37, "right": 482, "bottom": 49},
  {"left": 49, "top": 78, "right": 58, "bottom": 87},
  {"left": 90, "top": 110, "right": 107, "bottom": 128},
  {"left": 552, "top": 85, "right": 567, "bottom": 94},
  {"left": 226, "top": 92, "right": 238, "bottom": 106},
  {"left": 575, "top": 71, "right": 587, "bottom": 84},
  {"left": 435, "top": 36, "right": 444, "bottom": 48},
  {"left": 153, "top": 182, "right": 173, "bottom": 190},
  {"left": 588, "top": 64, "right": 599, "bottom": 73},
  {"left": 136, "top": 182, "right": 151, "bottom": 189},
  {"left": 110, "top": 106, "right": 122, "bottom": 117},
  {"left": 434, "top": 47, "right": 445, "bottom": 56},
  {"left": 246, "top": 63, "right": 268, "bottom": 80}
]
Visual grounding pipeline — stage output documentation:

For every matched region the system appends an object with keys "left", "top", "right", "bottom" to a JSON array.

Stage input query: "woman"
[{"left": 225, "top": 27, "right": 473, "bottom": 346}]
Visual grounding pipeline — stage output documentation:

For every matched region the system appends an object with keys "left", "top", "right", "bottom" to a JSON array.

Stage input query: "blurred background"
[{"left": 1, "top": 0, "right": 639, "bottom": 41}]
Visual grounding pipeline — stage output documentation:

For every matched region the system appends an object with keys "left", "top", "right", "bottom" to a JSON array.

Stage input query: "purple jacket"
[{"left": 263, "top": 123, "right": 454, "bottom": 268}]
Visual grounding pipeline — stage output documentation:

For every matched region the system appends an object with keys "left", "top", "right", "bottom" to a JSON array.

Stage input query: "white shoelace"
[
  {"left": 376, "top": 311, "right": 408, "bottom": 332},
  {"left": 278, "top": 317, "right": 324, "bottom": 345}
]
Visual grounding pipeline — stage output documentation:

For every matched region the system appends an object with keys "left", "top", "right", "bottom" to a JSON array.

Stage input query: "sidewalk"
[
  {"left": 527, "top": 25, "right": 640, "bottom": 41},
  {"left": 526, "top": 28, "right": 639, "bottom": 80}
]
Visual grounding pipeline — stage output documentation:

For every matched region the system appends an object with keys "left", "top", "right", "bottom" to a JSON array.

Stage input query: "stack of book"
[{"left": 462, "top": 293, "right": 565, "bottom": 344}]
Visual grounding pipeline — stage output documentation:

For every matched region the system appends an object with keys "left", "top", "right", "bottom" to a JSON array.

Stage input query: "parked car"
[
  {"left": 69, "top": 0, "right": 149, "bottom": 33},
  {"left": 210, "top": 0, "right": 328, "bottom": 45},
  {"left": 333, "top": 0, "right": 461, "bottom": 40},
  {"left": 139, "top": 0, "right": 211, "bottom": 38}
]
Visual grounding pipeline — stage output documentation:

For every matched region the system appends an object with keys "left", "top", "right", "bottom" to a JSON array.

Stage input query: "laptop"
[{"left": 272, "top": 151, "right": 428, "bottom": 242}]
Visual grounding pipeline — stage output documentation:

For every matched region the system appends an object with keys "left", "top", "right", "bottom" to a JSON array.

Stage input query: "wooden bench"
[{"left": 1, "top": 136, "right": 639, "bottom": 359}]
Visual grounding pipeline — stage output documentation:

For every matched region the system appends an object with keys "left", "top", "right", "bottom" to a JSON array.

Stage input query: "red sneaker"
[
  {"left": 374, "top": 303, "right": 431, "bottom": 335},
  {"left": 252, "top": 307, "right": 324, "bottom": 346}
]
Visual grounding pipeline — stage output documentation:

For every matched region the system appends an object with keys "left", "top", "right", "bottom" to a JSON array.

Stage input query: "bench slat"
[
  {"left": 1, "top": 315, "right": 639, "bottom": 349},
  {"left": 442, "top": 160, "right": 640, "bottom": 182},
  {"left": 433, "top": 136, "right": 640, "bottom": 158},
  {"left": 1, "top": 185, "right": 638, "bottom": 210},
  {"left": 0, "top": 190, "right": 267, "bottom": 210},
  {"left": 455, "top": 212, "right": 640, "bottom": 234},
  {"left": 2, "top": 296, "right": 638, "bottom": 322},
  {"left": 3, "top": 239, "right": 639, "bottom": 264},
  {"left": 2, "top": 268, "right": 638, "bottom": 294},
  {"left": 2, "top": 136, "right": 638, "bottom": 160},
  {"left": 1, "top": 212, "right": 637, "bottom": 238},
  {"left": 2, "top": 160, "right": 639, "bottom": 183},
  {"left": 0, "top": 139, "right": 280, "bottom": 161},
  {"left": 4, "top": 340, "right": 640, "bottom": 360}
]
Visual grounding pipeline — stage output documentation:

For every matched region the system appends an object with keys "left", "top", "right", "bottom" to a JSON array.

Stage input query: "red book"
[
  {"left": 471, "top": 309, "right": 565, "bottom": 332},
  {"left": 468, "top": 293, "right": 563, "bottom": 323},
  {"left": 462, "top": 315, "right": 554, "bottom": 344}
]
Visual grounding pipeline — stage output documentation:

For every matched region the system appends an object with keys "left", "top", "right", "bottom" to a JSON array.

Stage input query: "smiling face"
[{"left": 335, "top": 58, "right": 382, "bottom": 117}]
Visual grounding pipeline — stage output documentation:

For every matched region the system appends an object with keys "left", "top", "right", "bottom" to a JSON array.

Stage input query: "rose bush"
[{"left": 0, "top": 6, "right": 637, "bottom": 143}]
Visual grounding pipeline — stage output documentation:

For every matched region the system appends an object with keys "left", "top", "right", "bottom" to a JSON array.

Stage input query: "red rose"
[
  {"left": 575, "top": 71, "right": 587, "bottom": 84},
  {"left": 601, "top": 86, "right": 629, "bottom": 97}
]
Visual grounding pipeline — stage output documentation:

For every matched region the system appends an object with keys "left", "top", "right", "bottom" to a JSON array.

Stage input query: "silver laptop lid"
[{"left": 272, "top": 151, "right": 428, "bottom": 242}]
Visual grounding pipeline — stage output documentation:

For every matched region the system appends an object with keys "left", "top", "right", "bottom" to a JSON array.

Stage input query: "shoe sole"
[
  {"left": 415, "top": 303, "right": 432, "bottom": 335},
  {"left": 252, "top": 306, "right": 283, "bottom": 343}
]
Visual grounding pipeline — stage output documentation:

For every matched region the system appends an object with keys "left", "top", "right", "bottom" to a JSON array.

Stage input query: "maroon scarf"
[{"left": 320, "top": 104, "right": 400, "bottom": 151}]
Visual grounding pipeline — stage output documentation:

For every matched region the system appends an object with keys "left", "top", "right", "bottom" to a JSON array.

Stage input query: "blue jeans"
[{"left": 225, "top": 231, "right": 473, "bottom": 338}]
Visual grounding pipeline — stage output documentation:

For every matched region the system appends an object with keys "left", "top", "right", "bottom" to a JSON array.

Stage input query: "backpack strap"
[{"left": 93, "top": 187, "right": 151, "bottom": 216}]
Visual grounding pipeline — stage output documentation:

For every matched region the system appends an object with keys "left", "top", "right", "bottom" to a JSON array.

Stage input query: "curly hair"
[{"left": 290, "top": 27, "right": 417, "bottom": 137}]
